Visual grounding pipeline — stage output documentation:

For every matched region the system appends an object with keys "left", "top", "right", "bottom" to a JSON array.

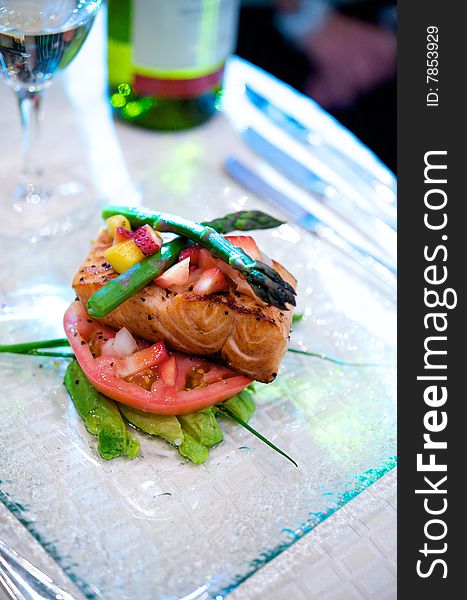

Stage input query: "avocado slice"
[
  {"left": 119, "top": 405, "right": 184, "bottom": 446},
  {"left": 178, "top": 432, "right": 209, "bottom": 464},
  {"left": 223, "top": 388, "right": 256, "bottom": 422},
  {"left": 64, "top": 359, "right": 140, "bottom": 460},
  {"left": 178, "top": 407, "right": 223, "bottom": 447}
]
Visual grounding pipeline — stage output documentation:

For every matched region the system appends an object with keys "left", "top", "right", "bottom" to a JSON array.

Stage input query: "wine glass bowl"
[
  {"left": 0, "top": 3, "right": 95, "bottom": 90},
  {"left": 0, "top": 0, "right": 102, "bottom": 239}
]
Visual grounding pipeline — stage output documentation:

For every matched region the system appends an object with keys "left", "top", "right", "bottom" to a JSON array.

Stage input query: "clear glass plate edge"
[{"left": 1, "top": 458, "right": 397, "bottom": 600}]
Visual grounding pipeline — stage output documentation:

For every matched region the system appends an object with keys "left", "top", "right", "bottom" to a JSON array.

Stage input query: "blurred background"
[{"left": 237, "top": 0, "right": 396, "bottom": 172}]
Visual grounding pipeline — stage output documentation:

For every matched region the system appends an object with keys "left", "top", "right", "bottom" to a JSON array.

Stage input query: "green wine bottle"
[{"left": 107, "top": 0, "right": 240, "bottom": 131}]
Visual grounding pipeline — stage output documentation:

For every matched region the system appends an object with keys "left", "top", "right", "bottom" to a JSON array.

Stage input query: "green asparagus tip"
[
  {"left": 245, "top": 260, "right": 296, "bottom": 309},
  {"left": 203, "top": 210, "right": 285, "bottom": 234}
]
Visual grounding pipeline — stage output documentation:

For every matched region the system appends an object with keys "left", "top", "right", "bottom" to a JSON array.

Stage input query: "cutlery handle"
[
  {"left": 242, "top": 127, "right": 397, "bottom": 260},
  {"left": 224, "top": 157, "right": 396, "bottom": 288},
  {"left": 224, "top": 157, "right": 320, "bottom": 232},
  {"left": 244, "top": 85, "right": 398, "bottom": 218},
  {"left": 0, "top": 538, "right": 76, "bottom": 600}
]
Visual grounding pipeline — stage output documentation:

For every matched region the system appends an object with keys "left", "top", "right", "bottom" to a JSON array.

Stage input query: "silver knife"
[
  {"left": 0, "top": 538, "right": 78, "bottom": 600},
  {"left": 224, "top": 157, "right": 396, "bottom": 288},
  {"left": 242, "top": 127, "right": 396, "bottom": 263},
  {"left": 244, "top": 85, "right": 397, "bottom": 230}
]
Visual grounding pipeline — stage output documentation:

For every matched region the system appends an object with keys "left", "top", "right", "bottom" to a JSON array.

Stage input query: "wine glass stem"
[{"left": 16, "top": 88, "right": 44, "bottom": 191}]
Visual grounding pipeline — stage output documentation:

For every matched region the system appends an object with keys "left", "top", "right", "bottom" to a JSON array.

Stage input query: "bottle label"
[{"left": 132, "top": 0, "right": 239, "bottom": 98}]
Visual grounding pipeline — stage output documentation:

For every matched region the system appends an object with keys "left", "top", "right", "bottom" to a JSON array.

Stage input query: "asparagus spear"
[
  {"left": 102, "top": 207, "right": 284, "bottom": 234},
  {"left": 87, "top": 237, "right": 185, "bottom": 318},
  {"left": 88, "top": 208, "right": 293, "bottom": 318},
  {"left": 100, "top": 206, "right": 296, "bottom": 309},
  {"left": 64, "top": 360, "right": 140, "bottom": 460},
  {"left": 205, "top": 211, "right": 283, "bottom": 234}
]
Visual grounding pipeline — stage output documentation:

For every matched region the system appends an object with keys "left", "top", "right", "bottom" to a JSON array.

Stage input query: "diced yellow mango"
[
  {"left": 106, "top": 214, "right": 131, "bottom": 238},
  {"left": 104, "top": 240, "right": 144, "bottom": 273}
]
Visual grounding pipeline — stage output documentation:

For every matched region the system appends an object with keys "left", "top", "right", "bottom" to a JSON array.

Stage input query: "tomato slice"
[{"left": 64, "top": 302, "right": 252, "bottom": 415}]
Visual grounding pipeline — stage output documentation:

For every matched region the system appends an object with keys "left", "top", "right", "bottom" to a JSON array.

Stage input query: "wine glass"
[{"left": 0, "top": 0, "right": 102, "bottom": 239}]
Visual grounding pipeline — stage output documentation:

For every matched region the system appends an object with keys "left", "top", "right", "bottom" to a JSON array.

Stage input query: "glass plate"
[
  {"left": 0, "top": 55, "right": 396, "bottom": 600},
  {"left": 0, "top": 210, "right": 396, "bottom": 600}
]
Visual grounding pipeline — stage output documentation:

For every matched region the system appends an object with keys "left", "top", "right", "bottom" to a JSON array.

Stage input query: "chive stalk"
[
  {"left": 217, "top": 404, "right": 298, "bottom": 467},
  {"left": 0, "top": 338, "right": 70, "bottom": 353},
  {"left": 287, "top": 347, "right": 382, "bottom": 367}
]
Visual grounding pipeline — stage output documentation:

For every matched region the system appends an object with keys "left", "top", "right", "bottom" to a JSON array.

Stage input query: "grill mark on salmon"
[
  {"left": 73, "top": 231, "right": 296, "bottom": 383},
  {"left": 185, "top": 294, "right": 277, "bottom": 323}
]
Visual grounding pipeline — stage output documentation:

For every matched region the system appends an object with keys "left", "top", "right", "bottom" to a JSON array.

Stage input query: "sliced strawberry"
[
  {"left": 215, "top": 260, "right": 258, "bottom": 299},
  {"left": 178, "top": 244, "right": 201, "bottom": 266},
  {"left": 193, "top": 267, "right": 228, "bottom": 296},
  {"left": 114, "top": 342, "right": 169, "bottom": 379},
  {"left": 133, "top": 225, "right": 163, "bottom": 256},
  {"left": 188, "top": 265, "right": 201, "bottom": 284},
  {"left": 155, "top": 257, "right": 190, "bottom": 289},
  {"left": 225, "top": 235, "right": 261, "bottom": 260},
  {"left": 199, "top": 248, "right": 217, "bottom": 270},
  {"left": 159, "top": 355, "right": 178, "bottom": 387},
  {"left": 114, "top": 226, "right": 134, "bottom": 245}
]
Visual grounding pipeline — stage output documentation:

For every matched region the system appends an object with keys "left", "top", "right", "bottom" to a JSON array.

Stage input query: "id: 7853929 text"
[{"left": 426, "top": 25, "right": 439, "bottom": 107}]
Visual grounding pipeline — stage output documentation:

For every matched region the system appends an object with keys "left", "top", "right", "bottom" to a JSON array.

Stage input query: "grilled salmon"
[{"left": 73, "top": 231, "right": 296, "bottom": 383}]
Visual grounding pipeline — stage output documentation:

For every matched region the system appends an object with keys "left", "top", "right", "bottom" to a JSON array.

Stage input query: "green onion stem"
[
  {"left": 24, "top": 350, "right": 75, "bottom": 358},
  {"left": 287, "top": 347, "right": 383, "bottom": 367},
  {"left": 0, "top": 338, "right": 70, "bottom": 353},
  {"left": 0, "top": 339, "right": 384, "bottom": 367},
  {"left": 217, "top": 405, "right": 298, "bottom": 467}
]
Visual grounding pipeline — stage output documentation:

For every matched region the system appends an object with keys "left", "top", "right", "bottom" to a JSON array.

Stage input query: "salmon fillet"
[{"left": 73, "top": 231, "right": 296, "bottom": 383}]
